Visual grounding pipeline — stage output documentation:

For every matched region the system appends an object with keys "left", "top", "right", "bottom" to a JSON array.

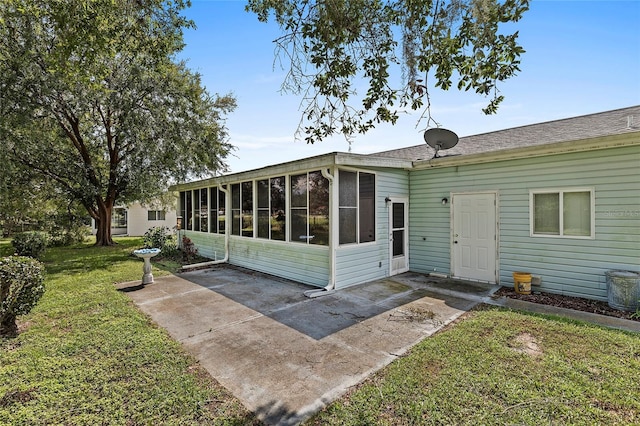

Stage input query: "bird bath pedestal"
[{"left": 133, "top": 248, "right": 161, "bottom": 285}]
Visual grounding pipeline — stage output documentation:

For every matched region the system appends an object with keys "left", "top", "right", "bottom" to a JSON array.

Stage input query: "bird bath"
[{"left": 133, "top": 248, "right": 161, "bottom": 285}]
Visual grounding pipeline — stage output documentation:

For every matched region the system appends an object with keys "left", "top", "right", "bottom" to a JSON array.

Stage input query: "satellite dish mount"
[{"left": 423, "top": 128, "right": 459, "bottom": 159}]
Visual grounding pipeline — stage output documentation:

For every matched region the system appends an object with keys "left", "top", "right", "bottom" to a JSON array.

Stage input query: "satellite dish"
[{"left": 424, "top": 128, "right": 459, "bottom": 158}]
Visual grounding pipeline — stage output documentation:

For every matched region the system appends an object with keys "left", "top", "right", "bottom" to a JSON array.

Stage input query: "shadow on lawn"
[{"left": 42, "top": 238, "right": 142, "bottom": 276}]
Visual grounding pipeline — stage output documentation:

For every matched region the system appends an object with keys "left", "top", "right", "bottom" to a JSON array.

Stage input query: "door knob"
[{"left": 454, "top": 241, "right": 458, "bottom": 244}]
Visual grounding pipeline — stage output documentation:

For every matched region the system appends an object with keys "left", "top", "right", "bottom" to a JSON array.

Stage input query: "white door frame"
[
  {"left": 450, "top": 191, "right": 499, "bottom": 283},
  {"left": 389, "top": 197, "right": 409, "bottom": 276}
]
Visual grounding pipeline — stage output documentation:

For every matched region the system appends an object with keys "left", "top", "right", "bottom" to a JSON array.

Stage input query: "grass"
[
  {"left": 0, "top": 237, "right": 257, "bottom": 425},
  {"left": 2, "top": 238, "right": 639, "bottom": 425},
  {"left": 307, "top": 306, "right": 640, "bottom": 425}
]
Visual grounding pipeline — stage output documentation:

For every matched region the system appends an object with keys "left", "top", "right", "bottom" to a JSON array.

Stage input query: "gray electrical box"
[{"left": 606, "top": 270, "right": 640, "bottom": 312}]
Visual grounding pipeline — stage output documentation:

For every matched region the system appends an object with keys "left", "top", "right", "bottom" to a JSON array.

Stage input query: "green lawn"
[
  {"left": 308, "top": 306, "right": 640, "bottom": 425},
  {"left": 0, "top": 237, "right": 257, "bottom": 425},
  {"left": 2, "top": 238, "right": 639, "bottom": 425}
]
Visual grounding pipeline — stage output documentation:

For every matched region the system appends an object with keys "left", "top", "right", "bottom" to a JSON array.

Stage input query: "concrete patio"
[{"left": 116, "top": 265, "right": 498, "bottom": 425}]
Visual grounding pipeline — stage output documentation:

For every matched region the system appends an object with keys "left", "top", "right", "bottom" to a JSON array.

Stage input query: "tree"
[
  {"left": 246, "top": 0, "right": 529, "bottom": 143},
  {"left": 0, "top": 0, "right": 236, "bottom": 246}
]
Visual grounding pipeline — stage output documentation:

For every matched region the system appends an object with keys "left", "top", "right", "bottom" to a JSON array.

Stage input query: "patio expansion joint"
[
  {"left": 136, "top": 286, "right": 212, "bottom": 306},
  {"left": 179, "top": 312, "right": 266, "bottom": 343}
]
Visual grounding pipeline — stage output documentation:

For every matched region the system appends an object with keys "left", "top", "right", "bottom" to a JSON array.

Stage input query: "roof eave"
[
  {"left": 170, "top": 152, "right": 339, "bottom": 191},
  {"left": 170, "top": 151, "right": 416, "bottom": 192},
  {"left": 412, "top": 132, "right": 640, "bottom": 170}
]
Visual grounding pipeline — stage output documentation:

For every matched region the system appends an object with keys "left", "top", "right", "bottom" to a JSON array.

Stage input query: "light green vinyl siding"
[
  {"left": 228, "top": 238, "right": 329, "bottom": 287},
  {"left": 181, "top": 231, "right": 225, "bottom": 260},
  {"left": 182, "top": 231, "right": 329, "bottom": 286},
  {"left": 335, "top": 168, "right": 409, "bottom": 288},
  {"left": 409, "top": 144, "right": 640, "bottom": 301}
]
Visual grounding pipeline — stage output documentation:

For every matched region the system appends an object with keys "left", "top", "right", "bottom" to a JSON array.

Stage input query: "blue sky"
[{"left": 179, "top": 0, "right": 640, "bottom": 173}]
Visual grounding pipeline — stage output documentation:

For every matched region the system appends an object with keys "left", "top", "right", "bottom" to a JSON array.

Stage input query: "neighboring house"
[
  {"left": 91, "top": 201, "right": 178, "bottom": 237},
  {"left": 172, "top": 106, "right": 640, "bottom": 301}
]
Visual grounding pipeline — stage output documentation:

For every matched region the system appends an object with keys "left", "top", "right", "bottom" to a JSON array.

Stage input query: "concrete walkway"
[{"left": 117, "top": 265, "right": 498, "bottom": 425}]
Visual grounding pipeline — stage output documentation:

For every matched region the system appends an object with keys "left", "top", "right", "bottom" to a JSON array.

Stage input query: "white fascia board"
[
  {"left": 170, "top": 152, "right": 414, "bottom": 192},
  {"left": 171, "top": 153, "right": 340, "bottom": 191},
  {"left": 335, "top": 153, "right": 414, "bottom": 169},
  {"left": 412, "top": 132, "right": 640, "bottom": 170}
]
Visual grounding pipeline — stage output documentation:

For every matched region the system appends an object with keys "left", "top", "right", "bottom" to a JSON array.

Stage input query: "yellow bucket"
[{"left": 513, "top": 272, "right": 532, "bottom": 295}]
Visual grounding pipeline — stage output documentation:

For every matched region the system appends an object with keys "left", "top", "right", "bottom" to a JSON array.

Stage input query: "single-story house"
[
  {"left": 172, "top": 106, "right": 640, "bottom": 301},
  {"left": 91, "top": 201, "right": 178, "bottom": 237}
]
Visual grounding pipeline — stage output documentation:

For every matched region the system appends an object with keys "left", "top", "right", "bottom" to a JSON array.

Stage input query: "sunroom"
[{"left": 171, "top": 152, "right": 412, "bottom": 291}]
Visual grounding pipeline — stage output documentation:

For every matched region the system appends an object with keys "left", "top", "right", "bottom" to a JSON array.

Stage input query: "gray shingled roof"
[{"left": 369, "top": 105, "right": 640, "bottom": 161}]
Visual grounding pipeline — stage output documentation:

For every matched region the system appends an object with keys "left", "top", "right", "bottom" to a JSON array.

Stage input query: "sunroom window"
[
  {"left": 231, "top": 182, "right": 254, "bottom": 237},
  {"left": 290, "top": 171, "right": 329, "bottom": 245},
  {"left": 195, "top": 188, "right": 208, "bottom": 232},
  {"left": 257, "top": 177, "right": 286, "bottom": 241},
  {"left": 531, "top": 189, "right": 593, "bottom": 238},
  {"left": 241, "top": 181, "right": 253, "bottom": 237},
  {"left": 208, "top": 187, "right": 226, "bottom": 234},
  {"left": 339, "top": 170, "right": 376, "bottom": 244},
  {"left": 185, "top": 191, "right": 193, "bottom": 230},
  {"left": 231, "top": 184, "right": 241, "bottom": 236}
]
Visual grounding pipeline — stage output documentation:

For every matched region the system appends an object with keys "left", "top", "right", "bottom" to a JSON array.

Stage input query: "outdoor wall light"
[
  {"left": 385, "top": 196, "right": 392, "bottom": 203},
  {"left": 441, "top": 197, "right": 449, "bottom": 205}
]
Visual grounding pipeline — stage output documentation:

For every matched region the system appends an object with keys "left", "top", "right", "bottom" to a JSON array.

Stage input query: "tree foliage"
[
  {"left": 0, "top": 157, "right": 88, "bottom": 241},
  {"left": 0, "top": 0, "right": 236, "bottom": 245},
  {"left": 246, "top": 0, "right": 529, "bottom": 143}
]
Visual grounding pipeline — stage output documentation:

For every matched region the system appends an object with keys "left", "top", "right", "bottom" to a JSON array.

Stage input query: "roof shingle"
[{"left": 370, "top": 105, "right": 640, "bottom": 161}]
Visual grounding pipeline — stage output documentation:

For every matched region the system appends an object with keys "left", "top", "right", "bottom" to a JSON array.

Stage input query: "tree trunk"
[
  {"left": 94, "top": 203, "right": 115, "bottom": 246},
  {"left": 0, "top": 314, "right": 18, "bottom": 338}
]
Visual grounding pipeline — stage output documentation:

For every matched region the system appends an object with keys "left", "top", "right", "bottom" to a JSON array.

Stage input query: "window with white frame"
[
  {"left": 231, "top": 183, "right": 241, "bottom": 236},
  {"left": 184, "top": 191, "right": 193, "bottom": 230},
  {"left": 112, "top": 208, "right": 127, "bottom": 229},
  {"left": 339, "top": 170, "right": 376, "bottom": 244},
  {"left": 208, "top": 186, "right": 226, "bottom": 234},
  {"left": 290, "top": 171, "right": 329, "bottom": 245},
  {"left": 231, "top": 182, "right": 253, "bottom": 237},
  {"left": 257, "top": 176, "right": 286, "bottom": 241},
  {"left": 195, "top": 188, "right": 208, "bottom": 232},
  {"left": 530, "top": 188, "right": 594, "bottom": 238},
  {"left": 147, "top": 210, "right": 166, "bottom": 221}
]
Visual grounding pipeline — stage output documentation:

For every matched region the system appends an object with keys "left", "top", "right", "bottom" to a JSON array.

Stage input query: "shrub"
[
  {"left": 11, "top": 231, "right": 49, "bottom": 258},
  {"left": 0, "top": 256, "right": 45, "bottom": 337},
  {"left": 160, "top": 239, "right": 180, "bottom": 259},
  {"left": 181, "top": 236, "right": 198, "bottom": 262},
  {"left": 142, "top": 226, "right": 174, "bottom": 250},
  {"left": 48, "top": 224, "right": 90, "bottom": 247}
]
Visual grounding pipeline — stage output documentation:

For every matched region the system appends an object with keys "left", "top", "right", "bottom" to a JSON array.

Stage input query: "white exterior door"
[
  {"left": 389, "top": 199, "right": 409, "bottom": 275},
  {"left": 452, "top": 193, "right": 497, "bottom": 283}
]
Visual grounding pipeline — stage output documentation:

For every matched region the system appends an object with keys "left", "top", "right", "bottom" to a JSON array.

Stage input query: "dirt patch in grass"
[
  {"left": 510, "top": 332, "right": 543, "bottom": 358},
  {"left": 0, "top": 388, "right": 37, "bottom": 408},
  {"left": 494, "top": 287, "right": 639, "bottom": 322}
]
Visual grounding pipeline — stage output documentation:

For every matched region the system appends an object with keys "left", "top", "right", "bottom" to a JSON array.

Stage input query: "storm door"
[{"left": 389, "top": 199, "right": 409, "bottom": 275}]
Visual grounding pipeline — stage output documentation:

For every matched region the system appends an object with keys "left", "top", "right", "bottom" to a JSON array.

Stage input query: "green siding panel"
[
  {"left": 182, "top": 231, "right": 225, "bottom": 260},
  {"left": 228, "top": 238, "right": 330, "bottom": 287},
  {"left": 334, "top": 168, "right": 409, "bottom": 288},
  {"left": 182, "top": 232, "right": 329, "bottom": 287},
  {"left": 409, "top": 145, "right": 640, "bottom": 301}
]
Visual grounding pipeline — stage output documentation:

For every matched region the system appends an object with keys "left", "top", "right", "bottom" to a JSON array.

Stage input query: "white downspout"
[
  {"left": 304, "top": 167, "right": 337, "bottom": 298},
  {"left": 181, "top": 184, "right": 230, "bottom": 271}
]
